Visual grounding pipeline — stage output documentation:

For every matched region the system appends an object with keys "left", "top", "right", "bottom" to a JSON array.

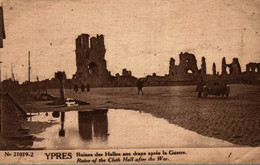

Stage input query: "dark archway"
[{"left": 88, "top": 62, "right": 99, "bottom": 77}]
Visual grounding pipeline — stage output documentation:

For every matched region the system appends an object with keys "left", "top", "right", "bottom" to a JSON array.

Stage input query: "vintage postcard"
[{"left": 0, "top": 0, "right": 259, "bottom": 164}]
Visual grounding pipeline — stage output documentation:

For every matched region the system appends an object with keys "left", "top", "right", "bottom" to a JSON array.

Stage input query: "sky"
[{"left": 0, "top": 0, "right": 260, "bottom": 82}]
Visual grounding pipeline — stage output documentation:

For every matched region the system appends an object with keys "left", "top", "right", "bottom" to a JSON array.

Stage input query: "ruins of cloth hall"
[
  {"left": 72, "top": 34, "right": 111, "bottom": 87},
  {"left": 144, "top": 52, "right": 260, "bottom": 86},
  {"left": 145, "top": 52, "right": 205, "bottom": 86},
  {"left": 72, "top": 34, "right": 137, "bottom": 87},
  {"left": 72, "top": 34, "right": 260, "bottom": 87}
]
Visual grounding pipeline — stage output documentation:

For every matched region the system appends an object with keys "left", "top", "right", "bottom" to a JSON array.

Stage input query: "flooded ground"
[
  {"left": 46, "top": 85, "right": 260, "bottom": 147},
  {"left": 28, "top": 109, "right": 237, "bottom": 150}
]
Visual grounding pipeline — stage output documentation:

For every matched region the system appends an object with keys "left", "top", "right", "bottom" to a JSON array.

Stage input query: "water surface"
[{"left": 31, "top": 109, "right": 236, "bottom": 149}]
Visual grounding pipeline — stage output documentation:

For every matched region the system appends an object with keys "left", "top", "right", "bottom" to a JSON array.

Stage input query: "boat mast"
[{"left": 28, "top": 51, "right": 31, "bottom": 82}]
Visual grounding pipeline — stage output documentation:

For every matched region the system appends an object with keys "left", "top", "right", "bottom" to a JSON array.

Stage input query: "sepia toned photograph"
[{"left": 0, "top": 0, "right": 259, "bottom": 164}]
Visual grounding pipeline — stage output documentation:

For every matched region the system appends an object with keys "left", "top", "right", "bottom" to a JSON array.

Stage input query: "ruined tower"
[
  {"left": 168, "top": 52, "right": 199, "bottom": 77},
  {"left": 169, "top": 58, "right": 176, "bottom": 76},
  {"left": 229, "top": 58, "right": 242, "bottom": 75},
  {"left": 221, "top": 57, "right": 242, "bottom": 75},
  {"left": 222, "top": 57, "right": 227, "bottom": 75},
  {"left": 212, "top": 63, "right": 216, "bottom": 75},
  {"left": 73, "top": 34, "right": 111, "bottom": 87},
  {"left": 178, "top": 52, "right": 198, "bottom": 75},
  {"left": 201, "top": 57, "right": 206, "bottom": 75}
]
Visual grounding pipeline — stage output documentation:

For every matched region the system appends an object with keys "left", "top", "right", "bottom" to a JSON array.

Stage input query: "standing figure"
[
  {"left": 81, "top": 83, "right": 85, "bottom": 92},
  {"left": 86, "top": 84, "right": 90, "bottom": 92},
  {"left": 136, "top": 79, "right": 144, "bottom": 95},
  {"left": 74, "top": 84, "right": 78, "bottom": 93}
]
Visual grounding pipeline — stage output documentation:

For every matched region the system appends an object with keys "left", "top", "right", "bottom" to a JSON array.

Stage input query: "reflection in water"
[
  {"left": 78, "top": 110, "right": 108, "bottom": 142},
  {"left": 59, "top": 112, "right": 65, "bottom": 137},
  {"left": 78, "top": 111, "right": 92, "bottom": 141},
  {"left": 28, "top": 109, "right": 236, "bottom": 149}
]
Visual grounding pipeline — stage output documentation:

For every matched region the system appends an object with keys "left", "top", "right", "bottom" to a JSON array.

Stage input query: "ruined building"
[
  {"left": 113, "top": 68, "right": 137, "bottom": 87},
  {"left": 122, "top": 68, "right": 132, "bottom": 77},
  {"left": 169, "top": 52, "right": 199, "bottom": 77},
  {"left": 145, "top": 52, "right": 201, "bottom": 86},
  {"left": 246, "top": 63, "right": 260, "bottom": 74},
  {"left": 221, "top": 57, "right": 242, "bottom": 75},
  {"left": 147, "top": 52, "right": 259, "bottom": 86},
  {"left": 73, "top": 34, "right": 111, "bottom": 87},
  {"left": 243, "top": 62, "right": 260, "bottom": 84}
]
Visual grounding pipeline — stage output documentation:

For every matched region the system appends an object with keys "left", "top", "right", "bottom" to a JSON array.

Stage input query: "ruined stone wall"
[
  {"left": 221, "top": 57, "right": 242, "bottom": 75},
  {"left": 169, "top": 52, "right": 199, "bottom": 77},
  {"left": 246, "top": 63, "right": 260, "bottom": 73},
  {"left": 222, "top": 57, "right": 227, "bottom": 75},
  {"left": 169, "top": 58, "right": 176, "bottom": 76},
  {"left": 212, "top": 63, "right": 216, "bottom": 75},
  {"left": 179, "top": 52, "right": 199, "bottom": 74}
]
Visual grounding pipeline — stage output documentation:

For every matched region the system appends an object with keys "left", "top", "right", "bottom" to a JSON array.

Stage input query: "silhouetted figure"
[
  {"left": 81, "top": 83, "right": 85, "bottom": 92},
  {"left": 74, "top": 84, "right": 78, "bottom": 93},
  {"left": 86, "top": 84, "right": 90, "bottom": 92},
  {"left": 136, "top": 79, "right": 144, "bottom": 95}
]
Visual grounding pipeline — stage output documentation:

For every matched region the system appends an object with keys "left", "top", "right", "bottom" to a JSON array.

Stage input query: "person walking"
[
  {"left": 86, "top": 84, "right": 90, "bottom": 92},
  {"left": 136, "top": 79, "right": 144, "bottom": 95}
]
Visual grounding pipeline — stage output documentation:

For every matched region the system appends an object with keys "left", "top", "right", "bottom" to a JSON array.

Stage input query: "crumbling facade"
[
  {"left": 144, "top": 52, "right": 202, "bottom": 86},
  {"left": 169, "top": 52, "right": 199, "bottom": 77},
  {"left": 243, "top": 62, "right": 260, "bottom": 84},
  {"left": 246, "top": 63, "right": 260, "bottom": 74},
  {"left": 221, "top": 57, "right": 242, "bottom": 75},
  {"left": 73, "top": 34, "right": 111, "bottom": 87}
]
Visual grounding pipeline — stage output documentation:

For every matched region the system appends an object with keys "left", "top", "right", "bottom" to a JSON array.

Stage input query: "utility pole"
[
  {"left": 28, "top": 51, "right": 31, "bottom": 82},
  {"left": 0, "top": 61, "right": 2, "bottom": 83},
  {"left": 0, "top": 61, "right": 2, "bottom": 94},
  {"left": 11, "top": 62, "right": 14, "bottom": 81}
]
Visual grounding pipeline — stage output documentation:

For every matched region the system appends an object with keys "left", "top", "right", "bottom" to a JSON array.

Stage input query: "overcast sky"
[{"left": 0, "top": 0, "right": 260, "bottom": 82}]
